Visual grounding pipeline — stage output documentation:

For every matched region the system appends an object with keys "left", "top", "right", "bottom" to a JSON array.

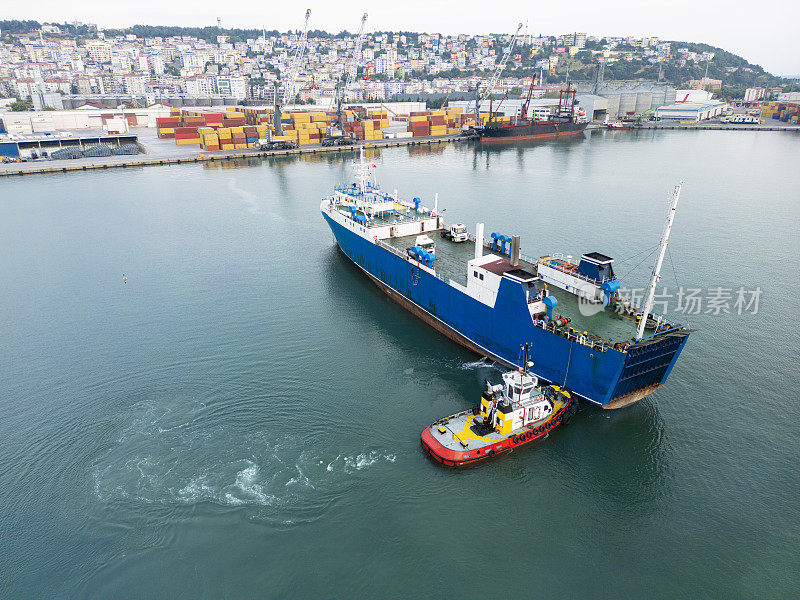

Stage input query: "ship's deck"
[
  {"left": 429, "top": 411, "right": 505, "bottom": 453},
  {"left": 386, "top": 232, "right": 646, "bottom": 346}
]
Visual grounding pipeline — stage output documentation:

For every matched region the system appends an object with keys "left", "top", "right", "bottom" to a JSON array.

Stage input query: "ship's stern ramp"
[{"left": 605, "top": 329, "right": 692, "bottom": 409}]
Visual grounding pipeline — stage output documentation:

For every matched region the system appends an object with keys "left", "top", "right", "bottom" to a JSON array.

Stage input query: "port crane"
[
  {"left": 272, "top": 8, "right": 310, "bottom": 137},
  {"left": 334, "top": 13, "right": 368, "bottom": 130},
  {"left": 345, "top": 13, "right": 369, "bottom": 100},
  {"left": 282, "top": 8, "right": 312, "bottom": 105},
  {"left": 474, "top": 22, "right": 523, "bottom": 124}
]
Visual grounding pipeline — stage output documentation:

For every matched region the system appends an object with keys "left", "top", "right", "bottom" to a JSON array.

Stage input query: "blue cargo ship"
[{"left": 321, "top": 153, "right": 691, "bottom": 408}]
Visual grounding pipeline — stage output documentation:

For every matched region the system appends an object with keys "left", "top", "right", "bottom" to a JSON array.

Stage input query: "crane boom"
[
  {"left": 282, "top": 8, "right": 311, "bottom": 105},
  {"left": 345, "top": 13, "right": 368, "bottom": 99},
  {"left": 479, "top": 22, "right": 523, "bottom": 103}
]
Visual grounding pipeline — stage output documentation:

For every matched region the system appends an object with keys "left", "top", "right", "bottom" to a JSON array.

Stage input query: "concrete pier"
[{"left": 0, "top": 134, "right": 469, "bottom": 178}]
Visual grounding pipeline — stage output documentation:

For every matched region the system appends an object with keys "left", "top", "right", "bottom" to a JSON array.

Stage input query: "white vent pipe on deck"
[{"left": 475, "top": 222, "right": 484, "bottom": 260}]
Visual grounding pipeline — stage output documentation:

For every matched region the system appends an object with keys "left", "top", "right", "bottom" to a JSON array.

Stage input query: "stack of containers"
[
  {"left": 429, "top": 111, "right": 447, "bottom": 137},
  {"left": 445, "top": 106, "right": 463, "bottom": 134},
  {"left": 157, "top": 116, "right": 180, "bottom": 138},
  {"left": 224, "top": 112, "right": 246, "bottom": 128},
  {"left": 218, "top": 128, "right": 234, "bottom": 151},
  {"left": 291, "top": 112, "right": 307, "bottom": 145},
  {"left": 362, "top": 119, "right": 376, "bottom": 141},
  {"left": 204, "top": 113, "right": 225, "bottom": 128},
  {"left": 231, "top": 127, "right": 247, "bottom": 149},
  {"left": 244, "top": 126, "right": 258, "bottom": 147},
  {"left": 183, "top": 115, "right": 206, "bottom": 129},
  {"left": 175, "top": 126, "right": 200, "bottom": 146},
  {"left": 408, "top": 113, "right": 431, "bottom": 137},
  {"left": 200, "top": 128, "right": 219, "bottom": 151}
]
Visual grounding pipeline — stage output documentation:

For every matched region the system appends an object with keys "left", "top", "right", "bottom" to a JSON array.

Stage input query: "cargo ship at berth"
[
  {"left": 478, "top": 83, "right": 587, "bottom": 144},
  {"left": 321, "top": 152, "right": 691, "bottom": 409}
]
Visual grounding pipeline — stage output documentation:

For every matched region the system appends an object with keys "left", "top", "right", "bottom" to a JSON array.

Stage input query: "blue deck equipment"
[
  {"left": 542, "top": 295, "right": 558, "bottom": 321},
  {"left": 601, "top": 280, "right": 620, "bottom": 306}
]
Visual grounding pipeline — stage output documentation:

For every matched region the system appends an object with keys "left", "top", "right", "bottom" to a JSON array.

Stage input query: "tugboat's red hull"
[{"left": 421, "top": 403, "right": 573, "bottom": 468}]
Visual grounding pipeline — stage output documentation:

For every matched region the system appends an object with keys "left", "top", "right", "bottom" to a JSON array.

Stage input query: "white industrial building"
[
  {"left": 0, "top": 107, "right": 172, "bottom": 136},
  {"left": 674, "top": 89, "right": 714, "bottom": 103},
  {"left": 655, "top": 100, "right": 728, "bottom": 122}
]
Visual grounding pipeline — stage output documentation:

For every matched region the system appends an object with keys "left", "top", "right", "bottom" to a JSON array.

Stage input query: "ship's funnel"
[
  {"left": 475, "top": 223, "right": 484, "bottom": 260},
  {"left": 510, "top": 235, "right": 520, "bottom": 266}
]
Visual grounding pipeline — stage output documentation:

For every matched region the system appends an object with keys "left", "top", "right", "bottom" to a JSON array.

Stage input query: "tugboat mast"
[{"left": 636, "top": 182, "right": 683, "bottom": 341}]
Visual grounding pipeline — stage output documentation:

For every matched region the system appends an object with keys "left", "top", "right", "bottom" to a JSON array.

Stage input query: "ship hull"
[
  {"left": 322, "top": 211, "right": 690, "bottom": 408},
  {"left": 479, "top": 120, "right": 587, "bottom": 144}
]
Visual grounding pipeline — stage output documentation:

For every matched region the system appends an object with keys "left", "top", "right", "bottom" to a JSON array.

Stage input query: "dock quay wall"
[{"left": 0, "top": 135, "right": 468, "bottom": 178}]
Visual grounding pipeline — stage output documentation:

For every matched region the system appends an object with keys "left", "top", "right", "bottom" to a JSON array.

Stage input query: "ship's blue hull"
[{"left": 323, "top": 212, "right": 689, "bottom": 407}]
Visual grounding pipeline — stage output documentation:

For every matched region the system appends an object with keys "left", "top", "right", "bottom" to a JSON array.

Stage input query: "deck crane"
[
  {"left": 335, "top": 13, "right": 368, "bottom": 129},
  {"left": 474, "top": 22, "right": 523, "bottom": 127},
  {"left": 282, "top": 8, "right": 312, "bottom": 105}
]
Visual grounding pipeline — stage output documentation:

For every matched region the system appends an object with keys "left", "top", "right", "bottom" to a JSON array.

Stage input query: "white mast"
[
  {"left": 354, "top": 146, "right": 369, "bottom": 195},
  {"left": 636, "top": 182, "right": 683, "bottom": 341}
]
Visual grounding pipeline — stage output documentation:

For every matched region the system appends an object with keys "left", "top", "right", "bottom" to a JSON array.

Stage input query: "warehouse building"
[
  {"left": 0, "top": 130, "right": 138, "bottom": 160},
  {"left": 573, "top": 80, "right": 676, "bottom": 120},
  {"left": 655, "top": 100, "right": 728, "bottom": 123}
]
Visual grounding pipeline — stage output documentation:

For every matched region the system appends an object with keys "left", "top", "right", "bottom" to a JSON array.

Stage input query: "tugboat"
[{"left": 421, "top": 348, "right": 578, "bottom": 467}]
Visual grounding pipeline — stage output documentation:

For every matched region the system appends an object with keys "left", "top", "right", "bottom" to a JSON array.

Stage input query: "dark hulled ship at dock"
[{"left": 478, "top": 83, "right": 588, "bottom": 143}]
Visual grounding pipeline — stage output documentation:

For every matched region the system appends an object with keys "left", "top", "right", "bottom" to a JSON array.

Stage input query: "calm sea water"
[{"left": 1, "top": 130, "right": 798, "bottom": 598}]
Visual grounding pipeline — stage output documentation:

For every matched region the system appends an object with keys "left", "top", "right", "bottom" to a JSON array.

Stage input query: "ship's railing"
[
  {"left": 375, "top": 238, "right": 408, "bottom": 260},
  {"left": 533, "top": 318, "right": 613, "bottom": 353},
  {"left": 375, "top": 238, "right": 449, "bottom": 282},
  {"left": 539, "top": 257, "right": 614, "bottom": 285}
]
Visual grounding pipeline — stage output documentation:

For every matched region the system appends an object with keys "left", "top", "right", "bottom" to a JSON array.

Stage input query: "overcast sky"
[{"left": 7, "top": 1, "right": 799, "bottom": 75}]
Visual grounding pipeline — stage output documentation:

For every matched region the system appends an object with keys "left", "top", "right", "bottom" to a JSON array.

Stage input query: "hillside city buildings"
[{"left": 1, "top": 23, "right": 743, "bottom": 110}]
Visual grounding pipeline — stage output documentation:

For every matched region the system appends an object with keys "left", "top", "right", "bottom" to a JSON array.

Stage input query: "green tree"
[{"left": 10, "top": 99, "right": 29, "bottom": 111}]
